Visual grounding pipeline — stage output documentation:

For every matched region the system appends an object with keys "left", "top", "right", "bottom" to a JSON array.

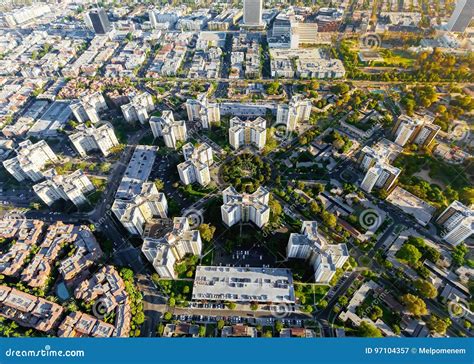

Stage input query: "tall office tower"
[
  {"left": 86, "top": 8, "right": 111, "bottom": 35},
  {"left": 149, "top": 111, "right": 187, "bottom": 149},
  {"left": 142, "top": 217, "right": 203, "bottom": 279},
  {"left": 177, "top": 143, "right": 213, "bottom": 186},
  {"left": 286, "top": 221, "right": 349, "bottom": 283},
  {"left": 447, "top": 0, "right": 474, "bottom": 32},
  {"left": 228, "top": 116, "right": 266, "bottom": 150},
  {"left": 221, "top": 186, "right": 270, "bottom": 228},
  {"left": 276, "top": 95, "right": 312, "bottom": 131},
  {"left": 243, "top": 0, "right": 263, "bottom": 26},
  {"left": 436, "top": 201, "right": 473, "bottom": 246}
]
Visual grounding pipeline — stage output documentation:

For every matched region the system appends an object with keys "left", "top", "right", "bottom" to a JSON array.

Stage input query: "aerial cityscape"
[{"left": 0, "top": 0, "right": 473, "bottom": 342}]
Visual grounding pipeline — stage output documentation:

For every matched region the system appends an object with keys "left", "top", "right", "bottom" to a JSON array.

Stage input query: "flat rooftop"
[
  {"left": 115, "top": 145, "right": 158, "bottom": 200},
  {"left": 27, "top": 100, "right": 71, "bottom": 136},
  {"left": 192, "top": 266, "right": 295, "bottom": 303},
  {"left": 387, "top": 186, "right": 436, "bottom": 226}
]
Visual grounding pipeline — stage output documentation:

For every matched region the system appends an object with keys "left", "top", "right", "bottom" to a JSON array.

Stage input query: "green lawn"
[
  {"left": 380, "top": 50, "right": 415, "bottom": 67},
  {"left": 393, "top": 152, "right": 473, "bottom": 207},
  {"left": 294, "top": 283, "right": 330, "bottom": 306}
]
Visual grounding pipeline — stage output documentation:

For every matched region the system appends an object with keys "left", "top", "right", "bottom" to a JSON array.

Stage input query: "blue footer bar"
[{"left": 0, "top": 338, "right": 472, "bottom": 364}]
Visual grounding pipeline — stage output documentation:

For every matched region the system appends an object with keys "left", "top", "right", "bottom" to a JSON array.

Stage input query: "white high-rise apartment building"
[
  {"left": 276, "top": 95, "right": 312, "bottom": 131},
  {"left": 177, "top": 143, "right": 213, "bottom": 186},
  {"left": 3, "top": 140, "right": 58, "bottom": 182},
  {"left": 142, "top": 217, "right": 203, "bottom": 279},
  {"left": 70, "top": 92, "right": 107, "bottom": 124},
  {"left": 149, "top": 111, "right": 188, "bottom": 149},
  {"left": 111, "top": 146, "right": 168, "bottom": 235},
  {"left": 243, "top": 0, "right": 263, "bottom": 26},
  {"left": 392, "top": 115, "right": 440, "bottom": 147},
  {"left": 228, "top": 116, "right": 266, "bottom": 150},
  {"left": 121, "top": 92, "right": 154, "bottom": 124},
  {"left": 393, "top": 116, "right": 421, "bottom": 146},
  {"left": 149, "top": 10, "right": 159, "bottom": 28},
  {"left": 360, "top": 163, "right": 400, "bottom": 193},
  {"left": 221, "top": 186, "right": 270, "bottom": 228},
  {"left": 436, "top": 201, "right": 473, "bottom": 246},
  {"left": 33, "top": 169, "right": 95, "bottom": 207},
  {"left": 286, "top": 221, "right": 349, "bottom": 283},
  {"left": 185, "top": 93, "right": 220, "bottom": 128},
  {"left": 69, "top": 123, "right": 119, "bottom": 157}
]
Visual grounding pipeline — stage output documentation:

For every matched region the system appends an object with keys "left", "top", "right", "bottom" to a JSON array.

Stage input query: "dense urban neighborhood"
[{"left": 0, "top": 0, "right": 472, "bottom": 340}]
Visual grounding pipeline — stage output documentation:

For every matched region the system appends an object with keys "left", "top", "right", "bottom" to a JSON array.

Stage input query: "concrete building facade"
[
  {"left": 228, "top": 116, "right": 266, "bottom": 150},
  {"left": 142, "top": 217, "right": 202, "bottom": 279},
  {"left": 286, "top": 221, "right": 349, "bottom": 283},
  {"left": 177, "top": 142, "right": 213, "bottom": 186},
  {"left": 436, "top": 201, "right": 473, "bottom": 246},
  {"left": 3, "top": 140, "right": 58, "bottom": 182},
  {"left": 221, "top": 186, "right": 270, "bottom": 228},
  {"left": 150, "top": 111, "right": 188, "bottom": 149}
]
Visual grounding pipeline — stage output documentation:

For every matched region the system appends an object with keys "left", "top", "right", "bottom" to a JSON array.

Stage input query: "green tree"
[
  {"left": 427, "top": 315, "right": 451, "bottom": 335},
  {"left": 269, "top": 195, "right": 283, "bottom": 219},
  {"left": 414, "top": 279, "right": 438, "bottom": 299},
  {"left": 135, "top": 312, "right": 145, "bottom": 325},
  {"left": 217, "top": 319, "right": 225, "bottom": 330},
  {"left": 163, "top": 312, "right": 172, "bottom": 321},
  {"left": 370, "top": 306, "right": 383, "bottom": 321},
  {"left": 29, "top": 202, "right": 41, "bottom": 210},
  {"left": 226, "top": 302, "right": 236, "bottom": 310},
  {"left": 120, "top": 268, "right": 134, "bottom": 281},
  {"left": 310, "top": 201, "right": 321, "bottom": 214},
  {"left": 154, "top": 179, "right": 164, "bottom": 191},
  {"left": 401, "top": 294, "right": 427, "bottom": 316},
  {"left": 357, "top": 321, "right": 382, "bottom": 338},
  {"left": 338, "top": 296, "right": 348, "bottom": 307},
  {"left": 156, "top": 323, "right": 165, "bottom": 336},
  {"left": 396, "top": 244, "right": 422, "bottom": 265},
  {"left": 321, "top": 211, "right": 337, "bottom": 229},
  {"left": 317, "top": 299, "right": 328, "bottom": 309},
  {"left": 452, "top": 244, "right": 468, "bottom": 266},
  {"left": 198, "top": 224, "right": 216, "bottom": 243}
]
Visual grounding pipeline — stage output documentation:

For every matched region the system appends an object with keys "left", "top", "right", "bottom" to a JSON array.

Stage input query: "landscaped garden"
[
  {"left": 221, "top": 153, "right": 272, "bottom": 193},
  {"left": 393, "top": 151, "right": 473, "bottom": 208}
]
